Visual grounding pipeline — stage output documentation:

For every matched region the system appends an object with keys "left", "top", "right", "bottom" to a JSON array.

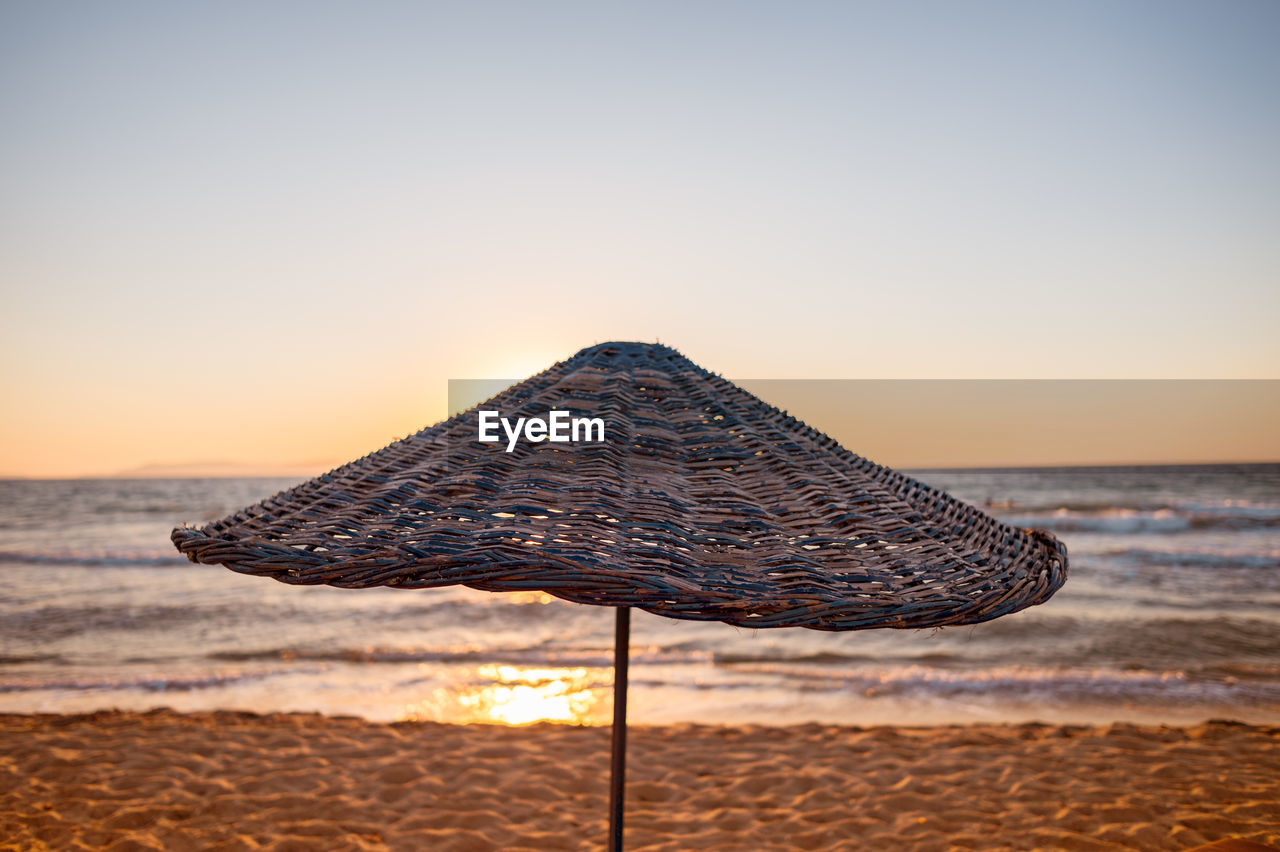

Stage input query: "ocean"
[{"left": 2, "top": 464, "right": 1277, "bottom": 727}]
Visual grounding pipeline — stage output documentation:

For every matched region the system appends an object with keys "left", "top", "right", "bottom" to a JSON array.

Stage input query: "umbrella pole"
[{"left": 608, "top": 606, "right": 630, "bottom": 852}]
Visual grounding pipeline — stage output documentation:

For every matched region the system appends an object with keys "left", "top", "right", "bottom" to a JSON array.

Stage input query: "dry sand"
[{"left": 1, "top": 709, "right": 1277, "bottom": 852}]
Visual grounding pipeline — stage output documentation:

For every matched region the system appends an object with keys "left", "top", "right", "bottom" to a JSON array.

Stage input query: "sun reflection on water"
[
  {"left": 503, "top": 591, "right": 555, "bottom": 605},
  {"left": 401, "top": 664, "right": 611, "bottom": 726}
]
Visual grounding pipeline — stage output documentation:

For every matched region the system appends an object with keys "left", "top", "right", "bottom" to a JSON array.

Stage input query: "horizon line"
[{"left": 3, "top": 457, "right": 1278, "bottom": 481}]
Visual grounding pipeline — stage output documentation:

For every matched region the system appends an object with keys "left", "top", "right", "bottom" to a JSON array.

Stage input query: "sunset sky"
[{"left": 2, "top": 1, "right": 1278, "bottom": 477}]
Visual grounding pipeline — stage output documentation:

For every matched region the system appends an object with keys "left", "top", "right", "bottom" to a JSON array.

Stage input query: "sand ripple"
[{"left": 1, "top": 710, "right": 1277, "bottom": 851}]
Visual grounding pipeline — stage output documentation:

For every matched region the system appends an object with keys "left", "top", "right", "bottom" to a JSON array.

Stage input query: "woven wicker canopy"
[{"left": 172, "top": 341, "right": 1067, "bottom": 631}]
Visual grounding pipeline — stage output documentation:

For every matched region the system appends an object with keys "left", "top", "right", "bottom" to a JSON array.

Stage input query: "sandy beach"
[{"left": 2, "top": 710, "right": 1276, "bottom": 851}]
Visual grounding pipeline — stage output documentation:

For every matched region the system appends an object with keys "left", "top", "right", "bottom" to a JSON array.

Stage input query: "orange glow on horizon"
[{"left": 2, "top": 373, "right": 1276, "bottom": 478}]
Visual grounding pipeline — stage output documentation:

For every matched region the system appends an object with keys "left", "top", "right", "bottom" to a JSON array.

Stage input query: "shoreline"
[{"left": 3, "top": 709, "right": 1277, "bottom": 851}]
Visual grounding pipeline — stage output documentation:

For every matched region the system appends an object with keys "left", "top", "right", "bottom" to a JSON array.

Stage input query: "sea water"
[{"left": 1, "top": 465, "right": 1277, "bottom": 726}]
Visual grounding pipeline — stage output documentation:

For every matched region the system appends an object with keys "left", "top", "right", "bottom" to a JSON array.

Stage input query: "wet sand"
[{"left": 2, "top": 709, "right": 1277, "bottom": 851}]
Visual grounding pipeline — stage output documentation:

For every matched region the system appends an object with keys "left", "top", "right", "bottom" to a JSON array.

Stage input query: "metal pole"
[{"left": 607, "top": 606, "right": 630, "bottom": 852}]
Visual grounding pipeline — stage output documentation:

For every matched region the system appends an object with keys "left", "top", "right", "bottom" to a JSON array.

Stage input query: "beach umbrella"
[{"left": 172, "top": 341, "right": 1067, "bottom": 851}]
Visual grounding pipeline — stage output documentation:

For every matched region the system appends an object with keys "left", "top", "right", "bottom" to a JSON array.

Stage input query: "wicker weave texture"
[{"left": 172, "top": 342, "right": 1067, "bottom": 630}]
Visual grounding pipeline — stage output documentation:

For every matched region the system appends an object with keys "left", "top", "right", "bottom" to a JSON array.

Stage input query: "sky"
[{"left": 1, "top": 1, "right": 1278, "bottom": 477}]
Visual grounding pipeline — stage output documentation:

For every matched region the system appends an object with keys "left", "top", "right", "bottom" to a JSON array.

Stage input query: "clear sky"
[{"left": 2, "top": 1, "right": 1278, "bottom": 476}]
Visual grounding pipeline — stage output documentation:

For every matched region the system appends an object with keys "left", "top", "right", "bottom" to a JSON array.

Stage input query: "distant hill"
[{"left": 110, "top": 460, "right": 339, "bottom": 479}]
